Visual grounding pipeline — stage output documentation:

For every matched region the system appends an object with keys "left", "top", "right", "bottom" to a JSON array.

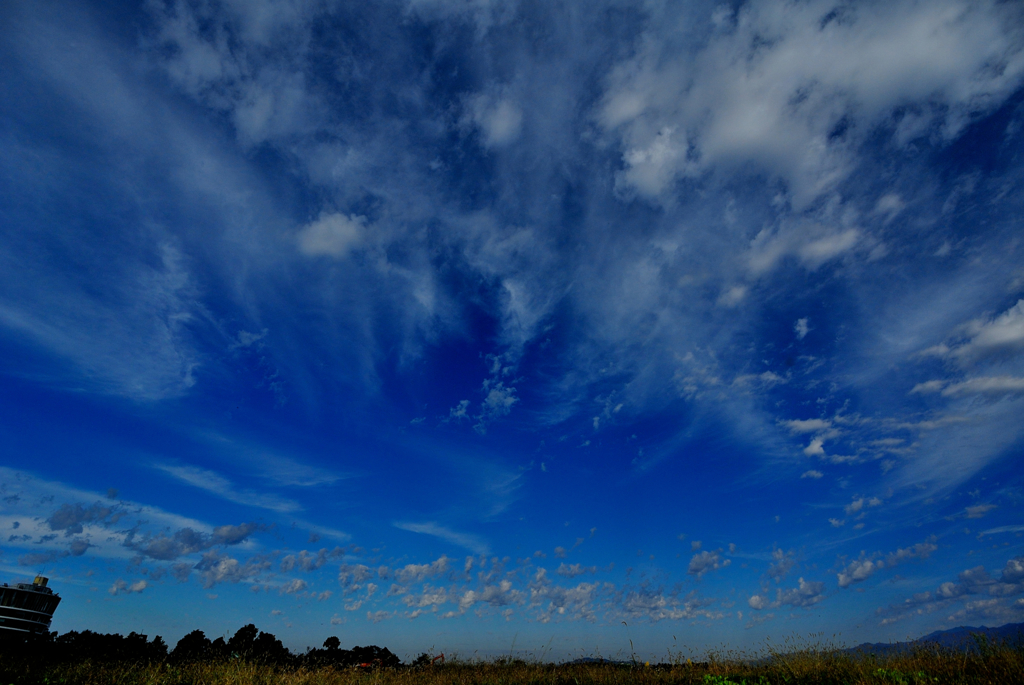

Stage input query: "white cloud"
[
  {"left": 911, "top": 376, "right": 1024, "bottom": 397},
  {"left": 556, "top": 563, "right": 596, "bottom": 578},
  {"left": 148, "top": 0, "right": 322, "bottom": 145},
  {"left": 837, "top": 556, "right": 878, "bottom": 588},
  {"left": 748, "top": 224, "right": 863, "bottom": 275},
  {"left": 767, "top": 548, "right": 795, "bottom": 583},
  {"left": 405, "top": 0, "right": 518, "bottom": 36},
  {"left": 395, "top": 556, "right": 452, "bottom": 584},
  {"left": 124, "top": 522, "right": 260, "bottom": 561},
  {"left": 393, "top": 522, "right": 490, "bottom": 555},
  {"left": 885, "top": 540, "right": 938, "bottom": 566},
  {"left": 877, "top": 555, "right": 1024, "bottom": 625},
  {"left": 532, "top": 579, "right": 605, "bottom": 623},
  {"left": 457, "top": 580, "right": 524, "bottom": 611},
  {"left": 195, "top": 551, "right": 272, "bottom": 588},
  {"left": 748, "top": 594, "right": 769, "bottom": 610},
  {"left": 600, "top": 0, "right": 1024, "bottom": 208},
  {"left": 615, "top": 126, "right": 691, "bottom": 200},
  {"left": 917, "top": 344, "right": 952, "bottom": 359},
  {"left": 200, "top": 434, "right": 348, "bottom": 489},
  {"left": 280, "top": 548, "right": 341, "bottom": 572},
  {"left": 717, "top": 285, "right": 747, "bottom": 308},
  {"left": 338, "top": 564, "right": 374, "bottom": 587},
  {"left": 804, "top": 437, "right": 826, "bottom": 457},
  {"left": 230, "top": 328, "right": 267, "bottom": 350},
  {"left": 0, "top": 467, "right": 225, "bottom": 563},
  {"left": 46, "top": 502, "right": 117, "bottom": 535},
  {"left": 297, "top": 213, "right": 366, "bottom": 259},
  {"left": 965, "top": 503, "right": 997, "bottom": 519},
  {"left": 874, "top": 194, "right": 905, "bottom": 218},
  {"left": 945, "top": 597, "right": 1024, "bottom": 625},
  {"left": 279, "top": 578, "right": 307, "bottom": 594},
  {"left": 979, "top": 525, "right": 1024, "bottom": 536},
  {"left": 892, "top": 399, "right": 1024, "bottom": 495},
  {"left": 1002, "top": 557, "right": 1024, "bottom": 585},
  {"left": 800, "top": 470, "right": 823, "bottom": 479},
  {"left": 0, "top": 243, "right": 199, "bottom": 401},
  {"left": 154, "top": 463, "right": 301, "bottom": 513},
  {"left": 844, "top": 496, "right": 882, "bottom": 515},
  {"left": 447, "top": 399, "right": 470, "bottom": 422},
  {"left": 941, "top": 376, "right": 1024, "bottom": 397},
  {"left": 618, "top": 586, "right": 722, "bottom": 622},
  {"left": 953, "top": 300, "right": 1024, "bottom": 362},
  {"left": 797, "top": 229, "right": 861, "bottom": 271},
  {"left": 687, "top": 550, "right": 730, "bottom": 578},
  {"left": 914, "top": 301, "right": 1024, "bottom": 393},
  {"left": 794, "top": 318, "right": 810, "bottom": 340},
  {"left": 783, "top": 418, "right": 832, "bottom": 434},
  {"left": 466, "top": 92, "right": 523, "bottom": 148},
  {"left": 344, "top": 582, "right": 379, "bottom": 611},
  {"left": 402, "top": 585, "right": 450, "bottom": 608},
  {"left": 778, "top": 577, "right": 826, "bottom": 608},
  {"left": 479, "top": 379, "right": 518, "bottom": 419},
  {"left": 109, "top": 579, "right": 148, "bottom": 596},
  {"left": 748, "top": 577, "right": 826, "bottom": 610},
  {"left": 839, "top": 538, "right": 938, "bottom": 588},
  {"left": 910, "top": 379, "right": 947, "bottom": 394}
]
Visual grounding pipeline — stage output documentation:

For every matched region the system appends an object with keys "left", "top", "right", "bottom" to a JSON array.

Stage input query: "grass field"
[{"left": 2, "top": 635, "right": 1023, "bottom": 685}]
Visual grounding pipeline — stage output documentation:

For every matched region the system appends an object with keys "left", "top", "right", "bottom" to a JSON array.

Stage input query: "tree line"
[{"left": 2, "top": 624, "right": 409, "bottom": 668}]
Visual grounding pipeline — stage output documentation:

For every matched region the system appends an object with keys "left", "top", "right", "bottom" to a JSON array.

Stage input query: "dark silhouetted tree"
[
  {"left": 210, "top": 636, "right": 228, "bottom": 659},
  {"left": 170, "top": 629, "right": 213, "bottom": 663},
  {"left": 24, "top": 630, "right": 170, "bottom": 663},
  {"left": 227, "top": 623, "right": 259, "bottom": 657},
  {"left": 251, "top": 629, "right": 291, "bottom": 664}
]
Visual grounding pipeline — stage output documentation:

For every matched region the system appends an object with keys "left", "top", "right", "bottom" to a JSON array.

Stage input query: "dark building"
[{"left": 0, "top": 576, "right": 61, "bottom": 639}]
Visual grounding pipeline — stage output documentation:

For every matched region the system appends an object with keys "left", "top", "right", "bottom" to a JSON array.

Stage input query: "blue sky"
[{"left": 1, "top": 0, "right": 1024, "bottom": 660}]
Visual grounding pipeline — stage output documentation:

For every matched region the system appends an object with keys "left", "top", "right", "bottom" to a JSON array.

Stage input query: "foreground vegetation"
[{"left": 1, "top": 628, "right": 1022, "bottom": 685}]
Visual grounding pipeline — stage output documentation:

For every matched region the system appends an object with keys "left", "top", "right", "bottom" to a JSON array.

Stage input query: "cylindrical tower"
[{"left": 0, "top": 577, "right": 62, "bottom": 639}]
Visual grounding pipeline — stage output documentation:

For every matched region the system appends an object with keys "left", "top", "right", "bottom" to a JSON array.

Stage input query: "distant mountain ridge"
[{"left": 848, "top": 622, "right": 1024, "bottom": 655}]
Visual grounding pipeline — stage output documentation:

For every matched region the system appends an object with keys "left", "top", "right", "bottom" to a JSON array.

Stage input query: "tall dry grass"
[{"left": 2, "top": 635, "right": 1022, "bottom": 685}]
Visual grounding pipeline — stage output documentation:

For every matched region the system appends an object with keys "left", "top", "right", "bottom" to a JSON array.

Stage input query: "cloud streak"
[
  {"left": 393, "top": 522, "right": 490, "bottom": 556},
  {"left": 154, "top": 464, "right": 301, "bottom": 513}
]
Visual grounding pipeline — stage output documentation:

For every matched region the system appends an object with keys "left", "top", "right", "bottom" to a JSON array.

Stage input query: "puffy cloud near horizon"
[
  {"left": 877, "top": 555, "right": 1024, "bottom": 626},
  {"left": 109, "top": 579, "right": 148, "bottom": 596},
  {"left": 749, "top": 577, "right": 826, "bottom": 611}
]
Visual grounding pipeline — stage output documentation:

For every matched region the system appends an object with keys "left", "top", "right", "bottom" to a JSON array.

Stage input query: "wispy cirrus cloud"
[
  {"left": 192, "top": 431, "right": 350, "bottom": 488},
  {"left": 154, "top": 464, "right": 301, "bottom": 513},
  {"left": 393, "top": 522, "right": 490, "bottom": 556}
]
